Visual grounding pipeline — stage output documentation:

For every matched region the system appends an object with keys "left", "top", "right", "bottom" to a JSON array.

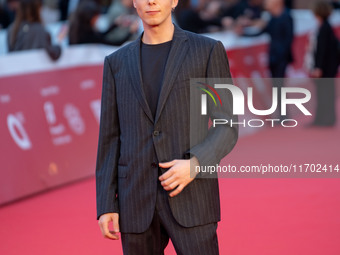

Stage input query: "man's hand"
[
  {"left": 98, "top": 213, "right": 120, "bottom": 240},
  {"left": 310, "top": 68, "right": 323, "bottom": 78},
  {"left": 158, "top": 157, "right": 200, "bottom": 197}
]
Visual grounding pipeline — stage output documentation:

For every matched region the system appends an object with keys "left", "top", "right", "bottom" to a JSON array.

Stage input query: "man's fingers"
[
  {"left": 169, "top": 184, "right": 184, "bottom": 197},
  {"left": 159, "top": 167, "right": 175, "bottom": 181},
  {"left": 98, "top": 221, "right": 106, "bottom": 237},
  {"left": 104, "top": 228, "right": 119, "bottom": 240},
  {"left": 159, "top": 160, "right": 176, "bottom": 169},
  {"left": 113, "top": 214, "right": 120, "bottom": 233},
  {"left": 163, "top": 180, "right": 179, "bottom": 191},
  {"left": 102, "top": 222, "right": 120, "bottom": 240},
  {"left": 101, "top": 220, "right": 114, "bottom": 239},
  {"left": 160, "top": 174, "right": 176, "bottom": 187},
  {"left": 98, "top": 213, "right": 120, "bottom": 240},
  {"left": 108, "top": 231, "right": 120, "bottom": 240}
]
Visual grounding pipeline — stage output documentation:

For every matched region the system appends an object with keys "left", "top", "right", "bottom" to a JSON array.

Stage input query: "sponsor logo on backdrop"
[{"left": 198, "top": 83, "right": 311, "bottom": 128}]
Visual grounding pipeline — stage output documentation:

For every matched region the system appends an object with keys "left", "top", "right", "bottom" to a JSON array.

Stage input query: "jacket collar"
[{"left": 127, "top": 24, "right": 189, "bottom": 124}]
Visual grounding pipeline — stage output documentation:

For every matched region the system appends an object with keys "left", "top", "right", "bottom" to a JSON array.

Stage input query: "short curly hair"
[{"left": 313, "top": 1, "right": 333, "bottom": 21}]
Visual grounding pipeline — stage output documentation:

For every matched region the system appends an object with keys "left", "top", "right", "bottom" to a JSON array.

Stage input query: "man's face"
[
  {"left": 133, "top": 0, "right": 178, "bottom": 27},
  {"left": 264, "top": 0, "right": 282, "bottom": 13}
]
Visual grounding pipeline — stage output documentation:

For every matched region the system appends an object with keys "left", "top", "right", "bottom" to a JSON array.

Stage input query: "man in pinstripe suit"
[{"left": 96, "top": 0, "right": 238, "bottom": 254}]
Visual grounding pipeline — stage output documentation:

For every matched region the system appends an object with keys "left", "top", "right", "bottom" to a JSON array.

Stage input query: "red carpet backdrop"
[{"left": 0, "top": 9, "right": 340, "bottom": 255}]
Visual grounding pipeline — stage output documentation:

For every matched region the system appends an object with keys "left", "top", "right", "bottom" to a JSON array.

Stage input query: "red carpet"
[{"left": 1, "top": 117, "right": 340, "bottom": 254}]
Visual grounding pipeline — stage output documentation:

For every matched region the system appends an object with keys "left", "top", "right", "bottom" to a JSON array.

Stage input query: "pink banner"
[{"left": 0, "top": 65, "right": 103, "bottom": 204}]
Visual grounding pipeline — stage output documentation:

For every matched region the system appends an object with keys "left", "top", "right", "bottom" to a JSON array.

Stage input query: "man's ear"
[
  {"left": 133, "top": 1, "right": 136, "bottom": 8},
  {"left": 172, "top": 0, "right": 179, "bottom": 9}
]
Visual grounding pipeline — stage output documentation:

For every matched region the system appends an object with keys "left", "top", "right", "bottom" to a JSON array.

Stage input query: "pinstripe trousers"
[{"left": 121, "top": 168, "right": 219, "bottom": 255}]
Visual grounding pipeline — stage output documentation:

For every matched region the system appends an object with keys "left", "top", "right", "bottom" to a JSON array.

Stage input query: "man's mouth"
[{"left": 146, "top": 10, "right": 160, "bottom": 15}]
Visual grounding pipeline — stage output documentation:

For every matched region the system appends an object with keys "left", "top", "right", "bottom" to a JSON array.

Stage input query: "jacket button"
[
  {"left": 153, "top": 130, "right": 160, "bottom": 136},
  {"left": 151, "top": 162, "right": 158, "bottom": 168}
]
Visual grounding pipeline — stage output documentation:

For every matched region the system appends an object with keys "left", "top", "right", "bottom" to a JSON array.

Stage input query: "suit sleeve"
[
  {"left": 242, "top": 24, "right": 268, "bottom": 38},
  {"left": 188, "top": 41, "right": 238, "bottom": 178},
  {"left": 35, "top": 26, "right": 61, "bottom": 61},
  {"left": 96, "top": 56, "right": 120, "bottom": 219},
  {"left": 43, "top": 32, "right": 62, "bottom": 61}
]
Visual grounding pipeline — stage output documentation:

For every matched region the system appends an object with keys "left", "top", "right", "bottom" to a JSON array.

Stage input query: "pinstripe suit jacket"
[{"left": 96, "top": 25, "right": 238, "bottom": 233}]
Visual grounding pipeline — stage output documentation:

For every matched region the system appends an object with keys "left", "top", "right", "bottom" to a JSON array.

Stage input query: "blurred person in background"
[
  {"left": 236, "top": 0, "right": 264, "bottom": 22},
  {"left": 174, "top": 0, "right": 228, "bottom": 33},
  {"left": 41, "top": 0, "right": 60, "bottom": 23},
  {"left": 58, "top": 0, "right": 95, "bottom": 21},
  {"left": 237, "top": 0, "right": 293, "bottom": 121},
  {"left": 221, "top": 0, "right": 264, "bottom": 30},
  {"left": 174, "top": 0, "right": 207, "bottom": 33},
  {"left": 285, "top": 0, "right": 293, "bottom": 9},
  {"left": 105, "top": 0, "right": 139, "bottom": 44},
  {"left": 174, "top": 0, "right": 265, "bottom": 33},
  {"left": 222, "top": 0, "right": 261, "bottom": 20},
  {"left": 237, "top": 0, "right": 293, "bottom": 78},
  {"left": 331, "top": 0, "right": 340, "bottom": 9},
  {"left": 0, "top": 0, "right": 12, "bottom": 29},
  {"left": 308, "top": 1, "right": 338, "bottom": 127},
  {"left": 0, "top": 0, "right": 19, "bottom": 29},
  {"left": 58, "top": 0, "right": 70, "bottom": 20},
  {"left": 68, "top": 0, "right": 138, "bottom": 45},
  {"left": 6, "top": 0, "right": 61, "bottom": 60},
  {"left": 176, "top": 0, "right": 266, "bottom": 33}
]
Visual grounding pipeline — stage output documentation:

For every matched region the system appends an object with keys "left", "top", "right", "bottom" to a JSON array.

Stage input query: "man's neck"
[{"left": 142, "top": 22, "right": 175, "bottom": 45}]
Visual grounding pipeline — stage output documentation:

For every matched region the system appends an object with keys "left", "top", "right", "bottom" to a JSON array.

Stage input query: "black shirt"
[{"left": 140, "top": 40, "right": 172, "bottom": 118}]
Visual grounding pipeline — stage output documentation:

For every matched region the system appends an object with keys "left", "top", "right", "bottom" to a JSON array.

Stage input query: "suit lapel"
[
  {"left": 154, "top": 26, "right": 189, "bottom": 124},
  {"left": 126, "top": 26, "right": 189, "bottom": 124},
  {"left": 127, "top": 35, "right": 154, "bottom": 124}
]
